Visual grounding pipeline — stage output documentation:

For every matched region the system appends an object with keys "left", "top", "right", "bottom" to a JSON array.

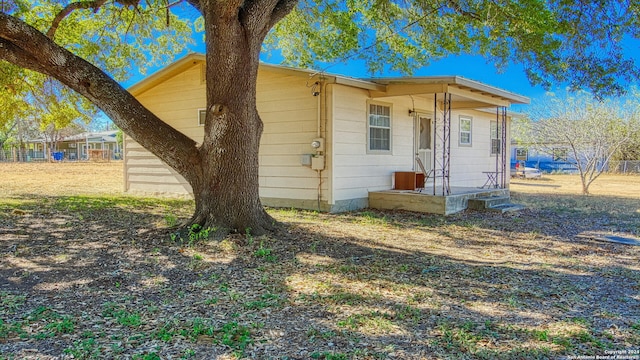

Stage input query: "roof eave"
[{"left": 367, "top": 75, "right": 530, "bottom": 105}]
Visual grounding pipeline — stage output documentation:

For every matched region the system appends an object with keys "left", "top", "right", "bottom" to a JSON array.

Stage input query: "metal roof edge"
[
  {"left": 367, "top": 75, "right": 530, "bottom": 105},
  {"left": 127, "top": 54, "right": 528, "bottom": 105}
]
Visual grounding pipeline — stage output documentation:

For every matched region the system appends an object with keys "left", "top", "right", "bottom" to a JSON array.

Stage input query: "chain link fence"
[
  {"left": 0, "top": 149, "right": 46, "bottom": 162},
  {"left": 1, "top": 149, "right": 121, "bottom": 162},
  {"left": 608, "top": 160, "right": 640, "bottom": 174}
]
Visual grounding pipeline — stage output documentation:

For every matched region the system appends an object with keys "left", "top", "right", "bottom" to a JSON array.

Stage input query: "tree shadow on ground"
[{"left": 0, "top": 193, "right": 638, "bottom": 359}]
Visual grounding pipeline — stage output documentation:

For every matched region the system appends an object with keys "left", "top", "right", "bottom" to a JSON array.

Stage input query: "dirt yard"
[{"left": 0, "top": 162, "right": 639, "bottom": 359}]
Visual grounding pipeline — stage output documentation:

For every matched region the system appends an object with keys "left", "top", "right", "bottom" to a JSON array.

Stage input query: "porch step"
[
  {"left": 486, "top": 203, "right": 526, "bottom": 213},
  {"left": 467, "top": 196, "right": 510, "bottom": 210},
  {"left": 467, "top": 196, "right": 525, "bottom": 213}
]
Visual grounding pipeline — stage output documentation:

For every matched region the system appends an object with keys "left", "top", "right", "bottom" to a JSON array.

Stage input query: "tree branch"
[
  {"left": 47, "top": 0, "right": 108, "bottom": 39},
  {"left": 0, "top": 12, "right": 200, "bottom": 175},
  {"left": 185, "top": 0, "right": 202, "bottom": 14},
  {"left": 268, "top": 0, "right": 298, "bottom": 29},
  {"left": 446, "top": 0, "right": 481, "bottom": 21},
  {"left": 239, "top": 0, "right": 297, "bottom": 36}
]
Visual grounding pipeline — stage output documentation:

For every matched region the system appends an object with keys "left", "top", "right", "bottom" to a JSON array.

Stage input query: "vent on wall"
[{"left": 198, "top": 109, "right": 206, "bottom": 126}]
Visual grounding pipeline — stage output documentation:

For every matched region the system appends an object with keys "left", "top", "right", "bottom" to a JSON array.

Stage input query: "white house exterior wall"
[
  {"left": 329, "top": 89, "right": 511, "bottom": 207},
  {"left": 330, "top": 86, "right": 416, "bottom": 208},
  {"left": 125, "top": 64, "right": 330, "bottom": 208},
  {"left": 447, "top": 109, "right": 511, "bottom": 188},
  {"left": 125, "top": 64, "right": 203, "bottom": 195}
]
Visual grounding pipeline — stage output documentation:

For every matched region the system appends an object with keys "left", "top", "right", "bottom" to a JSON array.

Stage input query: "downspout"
[
  {"left": 313, "top": 78, "right": 327, "bottom": 211},
  {"left": 409, "top": 95, "right": 416, "bottom": 172},
  {"left": 316, "top": 82, "right": 322, "bottom": 138},
  {"left": 315, "top": 81, "right": 322, "bottom": 212},
  {"left": 323, "top": 82, "right": 332, "bottom": 209}
]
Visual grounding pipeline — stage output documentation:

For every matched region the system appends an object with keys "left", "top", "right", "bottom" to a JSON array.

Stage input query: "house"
[
  {"left": 124, "top": 53, "right": 529, "bottom": 214},
  {"left": 24, "top": 130, "right": 121, "bottom": 161},
  {"left": 56, "top": 130, "right": 121, "bottom": 160},
  {"left": 511, "top": 144, "right": 579, "bottom": 173}
]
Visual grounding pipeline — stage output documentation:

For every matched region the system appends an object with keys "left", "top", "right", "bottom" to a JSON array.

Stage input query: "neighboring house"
[
  {"left": 26, "top": 130, "right": 121, "bottom": 161},
  {"left": 511, "top": 144, "right": 579, "bottom": 173},
  {"left": 125, "top": 53, "right": 528, "bottom": 214}
]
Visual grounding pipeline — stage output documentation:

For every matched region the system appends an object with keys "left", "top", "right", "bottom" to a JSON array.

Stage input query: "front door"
[{"left": 415, "top": 114, "right": 432, "bottom": 175}]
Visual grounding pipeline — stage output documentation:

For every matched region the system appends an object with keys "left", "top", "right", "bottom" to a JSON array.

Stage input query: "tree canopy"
[
  {"left": 0, "top": 0, "right": 193, "bottom": 142},
  {"left": 3, "top": 0, "right": 640, "bottom": 233},
  {"left": 267, "top": 0, "right": 640, "bottom": 97}
]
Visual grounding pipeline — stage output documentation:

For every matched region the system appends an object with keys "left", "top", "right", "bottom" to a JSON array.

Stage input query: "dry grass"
[
  {"left": 511, "top": 173, "right": 640, "bottom": 198},
  {"left": 0, "top": 161, "right": 124, "bottom": 197},
  {"left": 0, "top": 162, "right": 639, "bottom": 359}
]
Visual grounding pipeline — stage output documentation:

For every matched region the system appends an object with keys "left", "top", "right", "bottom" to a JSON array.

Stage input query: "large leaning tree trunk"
[{"left": 0, "top": 0, "right": 298, "bottom": 234}]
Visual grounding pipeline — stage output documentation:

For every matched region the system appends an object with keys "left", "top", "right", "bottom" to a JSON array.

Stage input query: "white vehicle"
[{"left": 513, "top": 166, "right": 542, "bottom": 178}]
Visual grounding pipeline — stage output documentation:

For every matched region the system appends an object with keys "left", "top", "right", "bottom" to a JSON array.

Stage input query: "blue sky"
[
  {"left": 118, "top": 3, "right": 640, "bottom": 113},
  {"left": 120, "top": 2, "right": 640, "bottom": 115},
  {"left": 314, "top": 54, "right": 548, "bottom": 106}
]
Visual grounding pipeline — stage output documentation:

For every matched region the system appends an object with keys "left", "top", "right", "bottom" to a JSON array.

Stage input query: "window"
[
  {"left": 490, "top": 121, "right": 500, "bottom": 154},
  {"left": 198, "top": 109, "right": 206, "bottom": 126},
  {"left": 515, "top": 148, "right": 528, "bottom": 161},
  {"left": 553, "top": 148, "right": 568, "bottom": 162},
  {"left": 368, "top": 103, "right": 391, "bottom": 152},
  {"left": 459, "top": 116, "right": 472, "bottom": 146}
]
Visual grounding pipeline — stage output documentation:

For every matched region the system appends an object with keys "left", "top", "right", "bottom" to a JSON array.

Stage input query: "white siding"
[
  {"left": 257, "top": 71, "right": 328, "bottom": 202},
  {"left": 330, "top": 87, "right": 512, "bottom": 202},
  {"left": 125, "top": 64, "right": 329, "bottom": 203},
  {"left": 331, "top": 86, "right": 416, "bottom": 202},
  {"left": 447, "top": 110, "right": 511, "bottom": 188},
  {"left": 125, "top": 139, "right": 193, "bottom": 195}
]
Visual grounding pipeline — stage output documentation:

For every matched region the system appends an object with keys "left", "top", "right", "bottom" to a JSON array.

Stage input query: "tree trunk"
[
  {"left": 581, "top": 182, "right": 590, "bottom": 195},
  {"left": 0, "top": 1, "right": 300, "bottom": 235},
  {"left": 181, "top": 2, "right": 276, "bottom": 234},
  {"left": 187, "top": 68, "right": 274, "bottom": 233}
]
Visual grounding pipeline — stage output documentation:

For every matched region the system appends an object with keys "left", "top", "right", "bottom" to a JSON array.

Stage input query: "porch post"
[
  {"left": 442, "top": 93, "right": 451, "bottom": 196},
  {"left": 500, "top": 106, "right": 508, "bottom": 188},
  {"left": 433, "top": 93, "right": 451, "bottom": 196}
]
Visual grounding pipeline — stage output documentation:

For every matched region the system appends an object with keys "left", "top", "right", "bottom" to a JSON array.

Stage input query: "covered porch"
[{"left": 366, "top": 76, "right": 528, "bottom": 214}]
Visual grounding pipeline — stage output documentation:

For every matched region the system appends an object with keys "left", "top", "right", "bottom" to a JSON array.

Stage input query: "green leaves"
[
  {"left": 0, "top": 0, "right": 194, "bottom": 139},
  {"left": 266, "top": 0, "right": 640, "bottom": 97}
]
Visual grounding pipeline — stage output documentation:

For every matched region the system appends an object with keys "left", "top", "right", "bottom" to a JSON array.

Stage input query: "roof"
[
  {"left": 128, "top": 53, "right": 529, "bottom": 106},
  {"left": 62, "top": 130, "right": 118, "bottom": 142},
  {"left": 368, "top": 76, "right": 530, "bottom": 105},
  {"left": 26, "top": 130, "right": 118, "bottom": 143}
]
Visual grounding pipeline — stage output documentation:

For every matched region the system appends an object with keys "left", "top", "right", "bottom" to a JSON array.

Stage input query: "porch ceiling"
[{"left": 367, "top": 76, "right": 529, "bottom": 108}]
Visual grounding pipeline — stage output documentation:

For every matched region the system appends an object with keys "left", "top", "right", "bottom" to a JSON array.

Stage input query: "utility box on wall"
[
  {"left": 300, "top": 154, "right": 313, "bottom": 166},
  {"left": 311, "top": 155, "right": 325, "bottom": 170}
]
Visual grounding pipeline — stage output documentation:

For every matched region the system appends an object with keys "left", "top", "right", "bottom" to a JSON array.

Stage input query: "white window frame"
[
  {"left": 459, "top": 116, "right": 472, "bottom": 146},
  {"left": 515, "top": 148, "right": 528, "bottom": 161},
  {"left": 553, "top": 148, "right": 568, "bottom": 162},
  {"left": 490, "top": 121, "right": 500, "bottom": 155},
  {"left": 367, "top": 101, "right": 392, "bottom": 154},
  {"left": 198, "top": 109, "right": 206, "bottom": 126}
]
